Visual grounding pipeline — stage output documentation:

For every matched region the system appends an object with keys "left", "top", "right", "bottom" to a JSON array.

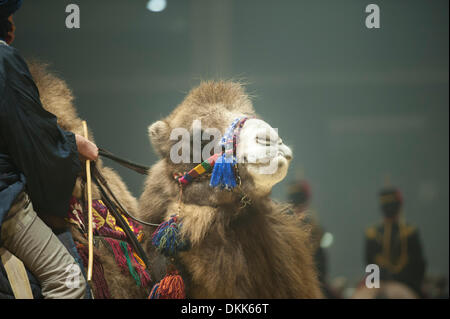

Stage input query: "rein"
[
  {"left": 91, "top": 164, "right": 159, "bottom": 228},
  {"left": 96, "top": 148, "right": 159, "bottom": 228},
  {"left": 99, "top": 148, "right": 150, "bottom": 175},
  {"left": 90, "top": 164, "right": 151, "bottom": 268}
]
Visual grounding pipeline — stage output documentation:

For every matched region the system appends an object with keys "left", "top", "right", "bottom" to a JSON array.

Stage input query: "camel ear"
[
  {"left": 148, "top": 120, "right": 169, "bottom": 142},
  {"left": 148, "top": 120, "right": 170, "bottom": 157}
]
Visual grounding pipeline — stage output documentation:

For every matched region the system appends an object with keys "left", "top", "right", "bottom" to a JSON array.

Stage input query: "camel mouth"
[
  {"left": 242, "top": 152, "right": 291, "bottom": 166},
  {"left": 243, "top": 154, "right": 291, "bottom": 178}
]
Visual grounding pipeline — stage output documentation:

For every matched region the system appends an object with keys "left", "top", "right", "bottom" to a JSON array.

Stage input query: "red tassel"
[{"left": 149, "top": 270, "right": 185, "bottom": 299}]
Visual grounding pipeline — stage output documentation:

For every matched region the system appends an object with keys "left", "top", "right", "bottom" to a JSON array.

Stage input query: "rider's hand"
[{"left": 75, "top": 134, "right": 99, "bottom": 161}]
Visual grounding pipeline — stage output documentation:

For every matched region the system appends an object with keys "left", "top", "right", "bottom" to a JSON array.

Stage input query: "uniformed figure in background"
[{"left": 364, "top": 187, "right": 427, "bottom": 296}]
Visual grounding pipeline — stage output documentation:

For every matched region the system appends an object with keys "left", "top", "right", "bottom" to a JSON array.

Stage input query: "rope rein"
[
  {"left": 92, "top": 164, "right": 160, "bottom": 228},
  {"left": 98, "top": 148, "right": 150, "bottom": 175}
]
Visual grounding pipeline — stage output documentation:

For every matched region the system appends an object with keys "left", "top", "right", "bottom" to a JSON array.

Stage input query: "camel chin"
[{"left": 236, "top": 118, "right": 293, "bottom": 194}]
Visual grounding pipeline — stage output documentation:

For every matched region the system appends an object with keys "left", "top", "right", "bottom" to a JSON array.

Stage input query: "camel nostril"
[
  {"left": 278, "top": 145, "right": 293, "bottom": 161},
  {"left": 277, "top": 150, "right": 292, "bottom": 161}
]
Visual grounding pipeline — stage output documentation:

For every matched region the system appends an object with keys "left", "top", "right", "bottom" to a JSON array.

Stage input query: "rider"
[{"left": 0, "top": 0, "right": 98, "bottom": 298}]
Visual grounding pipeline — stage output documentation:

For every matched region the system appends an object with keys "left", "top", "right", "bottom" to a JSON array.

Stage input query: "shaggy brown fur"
[
  {"left": 28, "top": 62, "right": 148, "bottom": 299},
  {"left": 138, "top": 81, "right": 323, "bottom": 298}
]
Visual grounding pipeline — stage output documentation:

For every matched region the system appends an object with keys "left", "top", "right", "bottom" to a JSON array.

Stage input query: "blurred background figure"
[
  {"left": 287, "top": 179, "right": 339, "bottom": 298},
  {"left": 363, "top": 186, "right": 427, "bottom": 297}
]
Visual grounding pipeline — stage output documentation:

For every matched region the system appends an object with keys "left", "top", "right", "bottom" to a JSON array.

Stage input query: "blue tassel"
[
  {"left": 209, "top": 117, "right": 244, "bottom": 190},
  {"left": 209, "top": 154, "right": 224, "bottom": 187},
  {"left": 222, "top": 156, "right": 236, "bottom": 189},
  {"left": 210, "top": 154, "right": 236, "bottom": 189}
]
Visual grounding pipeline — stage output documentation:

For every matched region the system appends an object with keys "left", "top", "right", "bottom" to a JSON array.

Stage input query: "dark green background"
[{"left": 12, "top": 0, "right": 449, "bottom": 288}]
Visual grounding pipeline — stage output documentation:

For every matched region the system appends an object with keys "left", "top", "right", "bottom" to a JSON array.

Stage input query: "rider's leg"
[{"left": 1, "top": 192, "right": 86, "bottom": 299}]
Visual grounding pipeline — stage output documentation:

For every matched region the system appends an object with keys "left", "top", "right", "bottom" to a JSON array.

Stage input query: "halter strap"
[{"left": 175, "top": 153, "right": 220, "bottom": 185}]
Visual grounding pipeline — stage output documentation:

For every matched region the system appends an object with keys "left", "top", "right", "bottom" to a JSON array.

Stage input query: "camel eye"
[{"left": 256, "top": 136, "right": 272, "bottom": 146}]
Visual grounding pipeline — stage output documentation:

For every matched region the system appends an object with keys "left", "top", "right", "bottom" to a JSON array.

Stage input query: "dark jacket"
[
  {"left": 365, "top": 221, "right": 426, "bottom": 295},
  {"left": 0, "top": 41, "right": 81, "bottom": 241}
]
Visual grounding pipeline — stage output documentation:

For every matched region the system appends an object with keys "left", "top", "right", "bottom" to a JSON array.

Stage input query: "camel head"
[
  {"left": 142, "top": 82, "right": 323, "bottom": 300},
  {"left": 147, "top": 81, "right": 292, "bottom": 200}
]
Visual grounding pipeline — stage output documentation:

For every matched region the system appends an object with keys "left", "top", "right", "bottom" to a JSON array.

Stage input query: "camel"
[
  {"left": 21, "top": 62, "right": 151, "bottom": 299},
  {"left": 138, "top": 81, "right": 323, "bottom": 298},
  {"left": 2, "top": 64, "right": 322, "bottom": 299}
]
